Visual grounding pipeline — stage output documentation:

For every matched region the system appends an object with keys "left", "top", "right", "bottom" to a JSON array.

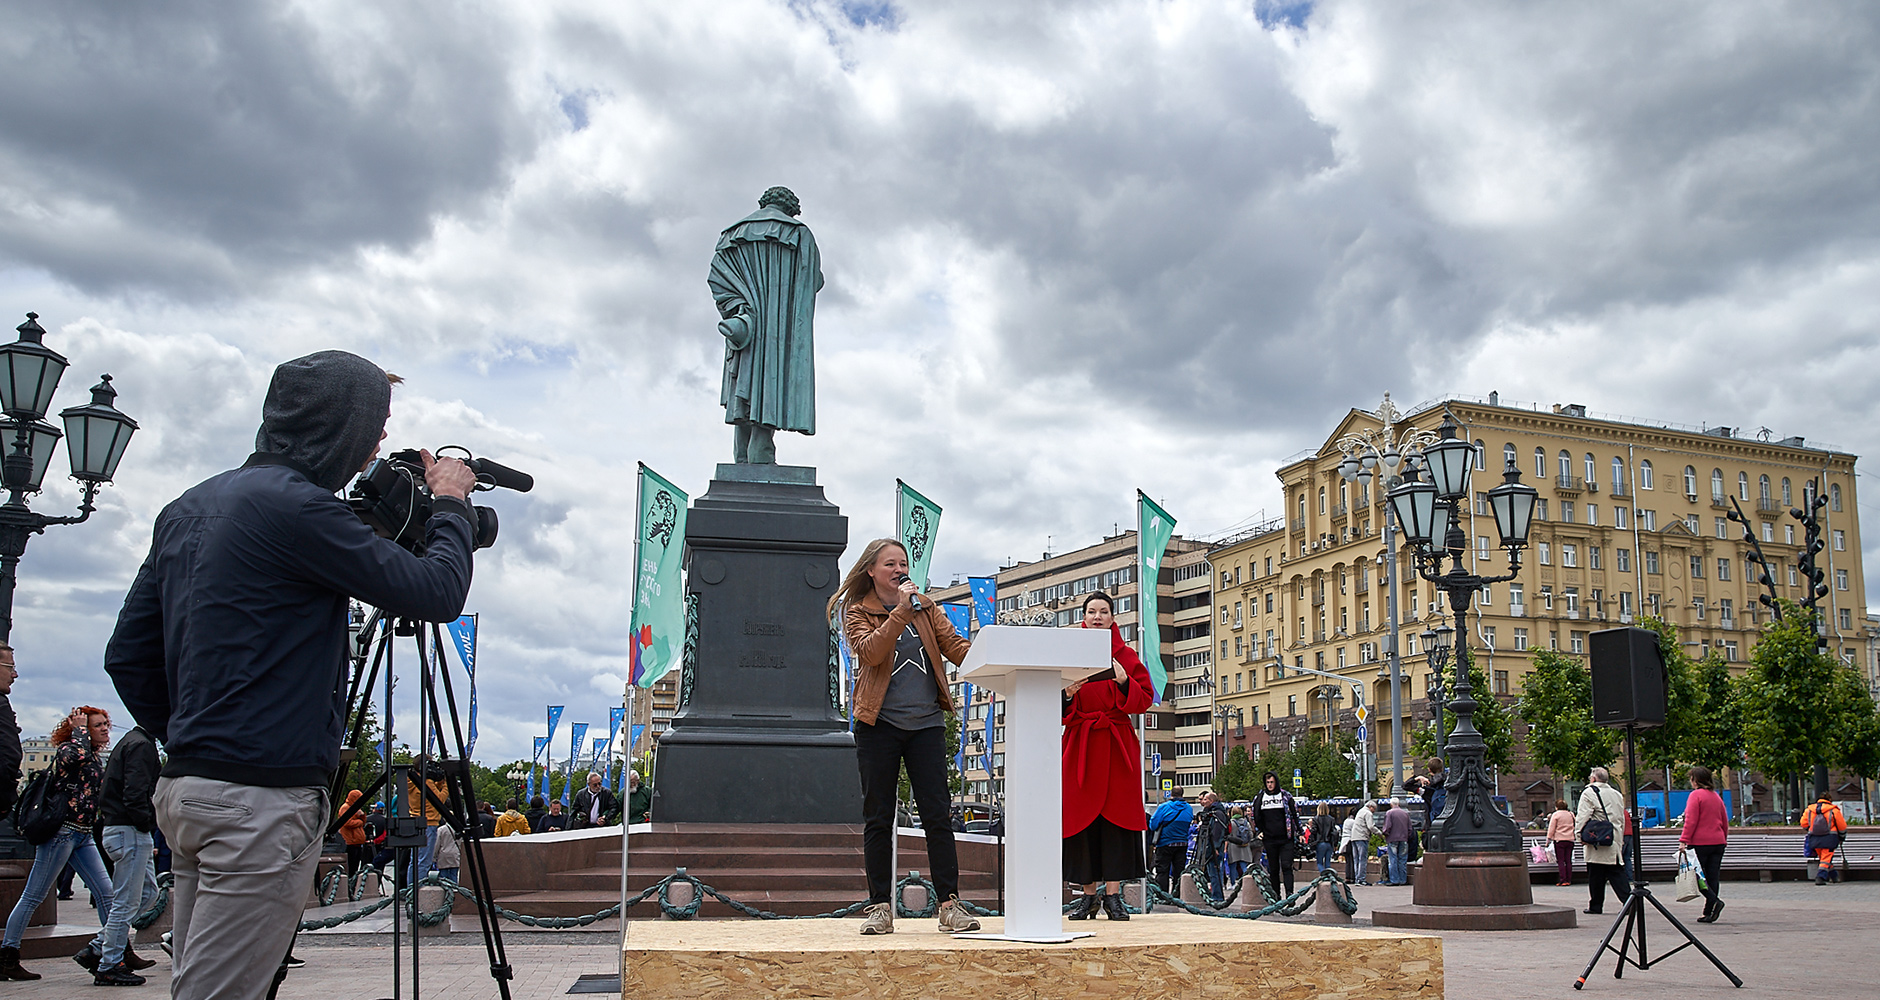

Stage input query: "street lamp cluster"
[
  {"left": 1383, "top": 410, "right": 1539, "bottom": 854},
  {"left": 0, "top": 314, "right": 138, "bottom": 642}
]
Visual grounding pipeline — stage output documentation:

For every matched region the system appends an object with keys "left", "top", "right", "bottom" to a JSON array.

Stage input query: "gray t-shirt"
[{"left": 874, "top": 625, "right": 944, "bottom": 731}]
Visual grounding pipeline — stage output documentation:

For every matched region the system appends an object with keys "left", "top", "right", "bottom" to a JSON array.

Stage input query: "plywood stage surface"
[{"left": 621, "top": 913, "right": 1441, "bottom": 999}]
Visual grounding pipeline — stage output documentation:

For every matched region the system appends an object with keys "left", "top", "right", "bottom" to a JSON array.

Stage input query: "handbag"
[
  {"left": 1580, "top": 790, "right": 1615, "bottom": 847},
  {"left": 1674, "top": 849, "right": 1704, "bottom": 902},
  {"left": 12, "top": 770, "right": 67, "bottom": 846}
]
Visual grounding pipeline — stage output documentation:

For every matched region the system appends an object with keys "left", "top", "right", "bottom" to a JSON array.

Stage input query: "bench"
[{"left": 1521, "top": 829, "right": 1879, "bottom": 880}]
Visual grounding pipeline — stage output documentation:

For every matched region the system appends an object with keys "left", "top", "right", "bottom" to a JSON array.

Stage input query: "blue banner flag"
[
  {"left": 602, "top": 707, "right": 628, "bottom": 791},
  {"left": 562, "top": 722, "right": 589, "bottom": 805},
  {"left": 545, "top": 706, "right": 564, "bottom": 800},
  {"left": 957, "top": 683, "right": 972, "bottom": 774},
  {"left": 983, "top": 693, "right": 995, "bottom": 775},
  {"left": 941, "top": 602, "right": 971, "bottom": 637},
  {"left": 529, "top": 735, "right": 549, "bottom": 800},
  {"left": 967, "top": 577, "right": 997, "bottom": 632},
  {"left": 445, "top": 614, "right": 478, "bottom": 755},
  {"left": 838, "top": 627, "right": 855, "bottom": 730},
  {"left": 629, "top": 724, "right": 645, "bottom": 756}
]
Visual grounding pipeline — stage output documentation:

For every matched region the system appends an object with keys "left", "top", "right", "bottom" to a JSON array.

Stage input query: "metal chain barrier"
[{"left": 130, "top": 871, "right": 172, "bottom": 930}]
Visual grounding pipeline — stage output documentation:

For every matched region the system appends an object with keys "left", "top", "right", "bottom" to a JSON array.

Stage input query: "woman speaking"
[
  {"left": 832, "top": 538, "right": 981, "bottom": 937},
  {"left": 1062, "top": 591, "right": 1154, "bottom": 921}
]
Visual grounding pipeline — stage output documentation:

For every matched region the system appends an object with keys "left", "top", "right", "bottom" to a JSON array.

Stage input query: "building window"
[
  {"left": 1836, "top": 569, "right": 1849, "bottom": 591},
  {"left": 1615, "top": 505, "right": 1629, "bottom": 529},
  {"left": 1724, "top": 640, "right": 1738, "bottom": 661},
  {"left": 1612, "top": 457, "right": 1626, "bottom": 491},
  {"left": 1685, "top": 515, "right": 1700, "bottom": 534},
  {"left": 1719, "top": 598, "right": 1733, "bottom": 626},
  {"left": 1474, "top": 439, "right": 1487, "bottom": 471},
  {"left": 1266, "top": 593, "right": 1274, "bottom": 613},
  {"left": 1585, "top": 453, "right": 1597, "bottom": 488},
  {"left": 1563, "top": 544, "right": 1579, "bottom": 568},
  {"left": 1504, "top": 443, "right": 1517, "bottom": 469},
  {"left": 1561, "top": 501, "right": 1575, "bottom": 523},
  {"left": 1538, "top": 542, "right": 1551, "bottom": 565},
  {"left": 1839, "top": 608, "right": 1853, "bottom": 630},
  {"left": 1570, "top": 631, "right": 1586, "bottom": 654},
  {"left": 1640, "top": 461, "right": 1654, "bottom": 490},
  {"left": 1494, "top": 670, "right": 1510, "bottom": 696},
  {"left": 1647, "top": 594, "right": 1661, "bottom": 616},
  {"left": 1831, "top": 483, "right": 1842, "bottom": 511},
  {"left": 1833, "top": 529, "right": 1845, "bottom": 551},
  {"left": 1785, "top": 523, "right": 1795, "bottom": 544},
  {"left": 1684, "top": 466, "right": 1697, "bottom": 497},
  {"left": 1715, "top": 517, "right": 1728, "bottom": 539},
  {"left": 1640, "top": 510, "right": 1656, "bottom": 530},
  {"left": 1762, "top": 522, "right": 1773, "bottom": 543},
  {"left": 1759, "top": 475, "right": 1771, "bottom": 501},
  {"left": 1288, "top": 695, "right": 1298, "bottom": 716},
  {"left": 1550, "top": 631, "right": 1560, "bottom": 651},
  {"left": 1541, "top": 586, "right": 1554, "bottom": 610},
  {"left": 1710, "top": 468, "right": 1724, "bottom": 501},
  {"left": 1587, "top": 504, "right": 1598, "bottom": 526},
  {"left": 1514, "top": 628, "right": 1529, "bottom": 651},
  {"left": 1690, "top": 555, "right": 1704, "bottom": 579},
  {"left": 1509, "top": 582, "right": 1524, "bottom": 608},
  {"left": 1564, "top": 588, "right": 1580, "bottom": 615},
  {"left": 1618, "top": 591, "right": 1633, "bottom": 616},
  {"left": 1483, "top": 626, "right": 1497, "bottom": 648},
  {"left": 1477, "top": 535, "right": 1490, "bottom": 558},
  {"left": 1559, "top": 450, "right": 1573, "bottom": 480},
  {"left": 1693, "top": 599, "right": 1706, "bottom": 621},
  {"left": 1480, "top": 584, "right": 1492, "bottom": 605},
  {"left": 1737, "top": 472, "right": 1749, "bottom": 501},
  {"left": 1319, "top": 487, "right": 1326, "bottom": 514},
  {"left": 1534, "top": 447, "right": 1546, "bottom": 478},
  {"left": 1717, "top": 558, "right": 1730, "bottom": 581},
  {"left": 1616, "top": 548, "right": 1631, "bottom": 572},
  {"left": 1645, "top": 550, "right": 1660, "bottom": 574},
  {"left": 1788, "top": 565, "right": 1798, "bottom": 586},
  {"left": 1590, "top": 545, "right": 1602, "bottom": 569},
  {"left": 1537, "top": 498, "right": 1549, "bottom": 521},
  {"left": 1781, "top": 478, "right": 1792, "bottom": 505}
]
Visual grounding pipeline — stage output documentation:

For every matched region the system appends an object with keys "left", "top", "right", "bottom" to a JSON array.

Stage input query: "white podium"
[{"left": 956, "top": 625, "right": 1109, "bottom": 942}]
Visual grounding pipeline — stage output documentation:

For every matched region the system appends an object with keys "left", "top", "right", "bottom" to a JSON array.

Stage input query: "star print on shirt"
[{"left": 894, "top": 626, "right": 929, "bottom": 678}]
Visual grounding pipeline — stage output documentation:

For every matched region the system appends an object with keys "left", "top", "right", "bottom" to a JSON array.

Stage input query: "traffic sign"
[
  {"left": 1292, "top": 767, "right": 1303, "bottom": 790},
  {"left": 1151, "top": 751, "right": 1162, "bottom": 776},
  {"left": 1357, "top": 724, "right": 1368, "bottom": 743},
  {"left": 1162, "top": 779, "right": 1174, "bottom": 792},
  {"left": 1355, "top": 705, "right": 1370, "bottom": 725}
]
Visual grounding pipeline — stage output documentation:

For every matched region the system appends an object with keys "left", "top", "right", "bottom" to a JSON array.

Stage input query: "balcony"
[
  {"left": 1555, "top": 475, "right": 1584, "bottom": 494},
  {"left": 1331, "top": 503, "right": 1348, "bottom": 519},
  {"left": 1610, "top": 484, "right": 1632, "bottom": 499},
  {"left": 1291, "top": 517, "right": 1307, "bottom": 532},
  {"left": 1312, "top": 591, "right": 1326, "bottom": 606},
  {"left": 1757, "top": 498, "right": 1781, "bottom": 516},
  {"left": 1710, "top": 495, "right": 1731, "bottom": 510},
  {"left": 1509, "top": 603, "right": 1526, "bottom": 618}
]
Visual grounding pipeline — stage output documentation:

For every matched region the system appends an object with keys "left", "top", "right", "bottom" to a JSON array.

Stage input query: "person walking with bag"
[
  {"left": 1574, "top": 767, "right": 1629, "bottom": 915},
  {"left": 0, "top": 707, "right": 116, "bottom": 981},
  {"left": 1802, "top": 792, "right": 1848, "bottom": 885},
  {"left": 1678, "top": 766, "right": 1727, "bottom": 921},
  {"left": 1546, "top": 798, "right": 1577, "bottom": 886},
  {"left": 1309, "top": 803, "right": 1339, "bottom": 874},
  {"left": 1224, "top": 807, "right": 1255, "bottom": 887},
  {"left": 1060, "top": 592, "right": 1153, "bottom": 922}
]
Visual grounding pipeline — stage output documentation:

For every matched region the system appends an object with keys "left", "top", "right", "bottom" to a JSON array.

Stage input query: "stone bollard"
[
  {"left": 662, "top": 880, "right": 694, "bottom": 919},
  {"left": 1179, "top": 872, "right": 1200, "bottom": 906},
  {"left": 899, "top": 875, "right": 931, "bottom": 915},
  {"left": 1228, "top": 874, "right": 1260, "bottom": 913},
  {"left": 1121, "top": 882, "right": 1145, "bottom": 914},
  {"left": 1314, "top": 883, "right": 1353, "bottom": 924},
  {"left": 415, "top": 886, "right": 453, "bottom": 937},
  {"left": 132, "top": 905, "right": 174, "bottom": 944}
]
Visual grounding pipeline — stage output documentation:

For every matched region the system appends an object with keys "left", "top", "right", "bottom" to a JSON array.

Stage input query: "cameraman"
[{"left": 104, "top": 351, "right": 477, "bottom": 1000}]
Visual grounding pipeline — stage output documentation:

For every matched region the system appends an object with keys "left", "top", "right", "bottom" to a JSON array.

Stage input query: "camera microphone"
[
  {"left": 894, "top": 572, "right": 922, "bottom": 611},
  {"left": 468, "top": 457, "right": 534, "bottom": 493}
]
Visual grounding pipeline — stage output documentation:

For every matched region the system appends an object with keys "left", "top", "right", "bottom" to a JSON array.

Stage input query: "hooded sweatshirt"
[{"left": 105, "top": 351, "right": 476, "bottom": 788}]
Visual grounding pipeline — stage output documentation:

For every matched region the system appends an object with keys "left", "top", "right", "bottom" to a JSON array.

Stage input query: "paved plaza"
[{"left": 7, "top": 878, "right": 1869, "bottom": 998}]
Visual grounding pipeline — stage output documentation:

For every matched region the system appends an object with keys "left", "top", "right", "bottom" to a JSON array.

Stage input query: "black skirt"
[{"left": 1063, "top": 814, "right": 1148, "bottom": 885}]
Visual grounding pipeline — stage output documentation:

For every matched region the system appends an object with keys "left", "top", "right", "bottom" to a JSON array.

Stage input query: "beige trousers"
[{"left": 155, "top": 776, "right": 327, "bottom": 1000}]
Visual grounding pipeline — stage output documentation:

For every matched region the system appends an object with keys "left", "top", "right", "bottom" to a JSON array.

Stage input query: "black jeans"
[
  {"left": 855, "top": 721, "right": 957, "bottom": 905},
  {"left": 1152, "top": 845, "right": 1187, "bottom": 895},
  {"left": 1692, "top": 844, "right": 1725, "bottom": 910},
  {"left": 1263, "top": 839, "right": 1295, "bottom": 896},
  {"left": 1586, "top": 861, "right": 1631, "bottom": 912}
]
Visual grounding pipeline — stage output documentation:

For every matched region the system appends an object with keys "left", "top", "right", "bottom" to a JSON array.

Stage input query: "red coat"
[{"left": 1062, "top": 624, "right": 1155, "bottom": 837}]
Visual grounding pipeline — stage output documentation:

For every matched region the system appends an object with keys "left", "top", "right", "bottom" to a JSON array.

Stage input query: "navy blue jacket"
[{"left": 105, "top": 454, "right": 475, "bottom": 788}]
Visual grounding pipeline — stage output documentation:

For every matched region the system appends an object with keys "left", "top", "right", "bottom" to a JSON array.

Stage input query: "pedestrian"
[
  {"left": 340, "top": 790, "right": 371, "bottom": 880},
  {"left": 1225, "top": 806, "right": 1255, "bottom": 887},
  {"left": 407, "top": 759, "right": 448, "bottom": 886},
  {"left": 571, "top": 772, "right": 619, "bottom": 828},
  {"left": 1381, "top": 797, "right": 1413, "bottom": 886},
  {"left": 1679, "top": 766, "right": 1727, "bottom": 921},
  {"left": 478, "top": 802, "right": 498, "bottom": 839},
  {"left": 1546, "top": 798, "right": 1576, "bottom": 886},
  {"left": 1193, "top": 791, "right": 1232, "bottom": 900},
  {"left": 1574, "top": 767, "right": 1630, "bottom": 914},
  {"left": 1060, "top": 592, "right": 1153, "bottom": 922},
  {"left": 833, "top": 538, "right": 980, "bottom": 935},
  {"left": 1308, "top": 803, "right": 1339, "bottom": 874},
  {"left": 432, "top": 822, "right": 461, "bottom": 884},
  {"left": 1801, "top": 792, "right": 1847, "bottom": 885},
  {"left": 1254, "top": 773, "right": 1302, "bottom": 896},
  {"left": 0, "top": 707, "right": 116, "bottom": 981},
  {"left": 0, "top": 644, "right": 20, "bottom": 819},
  {"left": 525, "top": 795, "right": 548, "bottom": 832},
  {"left": 1424, "top": 757, "right": 1448, "bottom": 824},
  {"left": 366, "top": 803, "right": 394, "bottom": 870},
  {"left": 625, "top": 770, "right": 652, "bottom": 824},
  {"left": 539, "top": 799, "right": 568, "bottom": 832},
  {"left": 1147, "top": 787, "right": 1194, "bottom": 904},
  {"left": 1347, "top": 798, "right": 1379, "bottom": 885},
  {"left": 494, "top": 798, "right": 532, "bottom": 837},
  {"left": 85, "top": 720, "right": 163, "bottom": 985}
]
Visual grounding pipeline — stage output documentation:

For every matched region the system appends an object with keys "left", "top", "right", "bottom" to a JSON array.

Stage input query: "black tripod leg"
[
  {"left": 1575, "top": 893, "right": 1636, "bottom": 989},
  {"left": 1641, "top": 887, "right": 1743, "bottom": 987}
]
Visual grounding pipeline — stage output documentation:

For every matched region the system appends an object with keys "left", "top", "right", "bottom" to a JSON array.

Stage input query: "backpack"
[
  {"left": 1809, "top": 805, "right": 1835, "bottom": 837},
  {"left": 12, "top": 770, "right": 67, "bottom": 846},
  {"left": 1227, "top": 816, "right": 1251, "bottom": 847}
]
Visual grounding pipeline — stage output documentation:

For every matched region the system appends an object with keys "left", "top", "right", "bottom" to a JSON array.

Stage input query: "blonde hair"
[{"left": 826, "top": 538, "right": 907, "bottom": 620}]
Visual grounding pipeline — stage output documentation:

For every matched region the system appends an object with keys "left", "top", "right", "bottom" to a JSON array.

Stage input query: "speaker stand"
[{"left": 1572, "top": 726, "right": 1741, "bottom": 990}]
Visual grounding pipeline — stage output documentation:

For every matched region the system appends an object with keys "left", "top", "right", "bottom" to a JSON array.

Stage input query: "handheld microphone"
[{"left": 894, "top": 572, "right": 922, "bottom": 611}]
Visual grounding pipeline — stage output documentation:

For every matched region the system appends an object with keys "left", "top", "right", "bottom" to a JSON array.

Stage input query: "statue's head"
[{"left": 759, "top": 186, "right": 802, "bottom": 217}]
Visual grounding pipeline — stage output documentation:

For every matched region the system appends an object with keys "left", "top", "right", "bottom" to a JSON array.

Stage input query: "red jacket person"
[{"left": 1061, "top": 592, "right": 1154, "bottom": 921}]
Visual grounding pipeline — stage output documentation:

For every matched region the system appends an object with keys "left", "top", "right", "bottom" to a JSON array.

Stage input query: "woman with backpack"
[
  {"left": 1223, "top": 806, "right": 1255, "bottom": 886},
  {"left": 2, "top": 707, "right": 117, "bottom": 980}
]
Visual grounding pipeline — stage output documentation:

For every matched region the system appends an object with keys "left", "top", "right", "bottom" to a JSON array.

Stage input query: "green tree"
[
  {"left": 1514, "top": 648, "right": 1620, "bottom": 782},
  {"left": 1738, "top": 600, "right": 1876, "bottom": 788},
  {"left": 1683, "top": 652, "right": 1744, "bottom": 775},
  {"left": 1253, "top": 730, "right": 1360, "bottom": 800},
  {"left": 1214, "top": 745, "right": 1260, "bottom": 801},
  {"left": 1633, "top": 615, "right": 1706, "bottom": 770},
  {"left": 1410, "top": 648, "right": 1515, "bottom": 772}
]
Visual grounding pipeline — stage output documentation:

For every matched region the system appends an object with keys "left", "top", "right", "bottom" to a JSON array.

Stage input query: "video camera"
[{"left": 349, "top": 446, "right": 533, "bottom": 552}]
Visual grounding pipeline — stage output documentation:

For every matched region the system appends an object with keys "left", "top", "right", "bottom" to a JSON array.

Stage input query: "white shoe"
[{"left": 859, "top": 902, "right": 894, "bottom": 935}]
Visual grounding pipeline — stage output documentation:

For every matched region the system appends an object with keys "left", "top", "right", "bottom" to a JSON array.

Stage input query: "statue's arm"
[{"left": 709, "top": 262, "right": 752, "bottom": 350}]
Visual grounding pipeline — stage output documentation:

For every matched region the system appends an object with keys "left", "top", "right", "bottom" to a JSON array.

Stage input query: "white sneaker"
[
  {"left": 937, "top": 897, "right": 981, "bottom": 933},
  {"left": 859, "top": 902, "right": 894, "bottom": 935}
]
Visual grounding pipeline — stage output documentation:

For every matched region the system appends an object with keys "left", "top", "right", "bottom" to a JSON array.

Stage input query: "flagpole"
[{"left": 624, "top": 464, "right": 645, "bottom": 952}]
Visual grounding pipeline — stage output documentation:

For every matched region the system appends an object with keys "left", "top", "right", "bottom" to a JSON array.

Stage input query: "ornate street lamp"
[
  {"left": 1336, "top": 391, "right": 1439, "bottom": 797},
  {"left": 0, "top": 314, "right": 138, "bottom": 642},
  {"left": 1386, "top": 409, "right": 1537, "bottom": 854}
]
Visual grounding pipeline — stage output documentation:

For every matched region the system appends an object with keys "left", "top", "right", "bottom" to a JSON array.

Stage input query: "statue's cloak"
[{"left": 709, "top": 206, "right": 822, "bottom": 435}]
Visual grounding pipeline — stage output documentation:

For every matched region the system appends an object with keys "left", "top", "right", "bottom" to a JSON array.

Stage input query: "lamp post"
[
  {"left": 1419, "top": 623, "right": 1455, "bottom": 768},
  {"left": 1213, "top": 704, "right": 1243, "bottom": 769},
  {"left": 0, "top": 314, "right": 139, "bottom": 643},
  {"left": 1336, "top": 392, "right": 1439, "bottom": 797},
  {"left": 1386, "top": 410, "right": 1537, "bottom": 854}
]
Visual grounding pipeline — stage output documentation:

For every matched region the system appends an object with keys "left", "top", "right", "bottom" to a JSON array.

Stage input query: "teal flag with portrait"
[
  {"left": 896, "top": 480, "right": 942, "bottom": 590},
  {"left": 631, "top": 465, "right": 688, "bottom": 689},
  {"left": 1137, "top": 491, "right": 1176, "bottom": 701}
]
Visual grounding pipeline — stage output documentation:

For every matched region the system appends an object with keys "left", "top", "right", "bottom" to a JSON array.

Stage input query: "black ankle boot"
[
  {"left": 1101, "top": 892, "right": 1130, "bottom": 921},
  {"left": 0, "top": 946, "right": 40, "bottom": 981},
  {"left": 1066, "top": 893, "right": 1098, "bottom": 920}
]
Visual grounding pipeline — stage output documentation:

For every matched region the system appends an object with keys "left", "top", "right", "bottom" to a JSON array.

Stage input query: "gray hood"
[{"left": 254, "top": 351, "right": 392, "bottom": 492}]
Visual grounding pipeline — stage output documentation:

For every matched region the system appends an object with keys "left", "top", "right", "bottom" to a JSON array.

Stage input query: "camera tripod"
[
  {"left": 1574, "top": 726, "right": 1740, "bottom": 990},
  {"left": 286, "top": 608, "right": 514, "bottom": 1000}
]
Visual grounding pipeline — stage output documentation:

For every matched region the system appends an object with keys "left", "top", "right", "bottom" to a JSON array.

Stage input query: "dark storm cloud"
[{"left": 0, "top": 0, "right": 536, "bottom": 293}]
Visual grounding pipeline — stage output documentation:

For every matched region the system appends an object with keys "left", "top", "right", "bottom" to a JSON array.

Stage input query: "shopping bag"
[{"left": 1674, "top": 849, "right": 1703, "bottom": 902}]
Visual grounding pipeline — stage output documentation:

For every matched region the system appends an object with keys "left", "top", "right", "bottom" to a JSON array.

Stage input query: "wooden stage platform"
[{"left": 621, "top": 912, "right": 1441, "bottom": 999}]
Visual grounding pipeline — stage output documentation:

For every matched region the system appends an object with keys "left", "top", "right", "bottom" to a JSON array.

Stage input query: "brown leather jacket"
[{"left": 843, "top": 593, "right": 971, "bottom": 726}]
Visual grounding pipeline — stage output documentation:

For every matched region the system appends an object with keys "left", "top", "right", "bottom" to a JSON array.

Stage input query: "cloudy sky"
[{"left": 2, "top": 0, "right": 1876, "bottom": 763}]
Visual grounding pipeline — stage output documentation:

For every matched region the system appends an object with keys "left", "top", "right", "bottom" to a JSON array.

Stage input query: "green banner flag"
[
  {"left": 631, "top": 465, "right": 688, "bottom": 689},
  {"left": 896, "top": 480, "right": 943, "bottom": 590},
  {"left": 1137, "top": 491, "right": 1176, "bottom": 701}
]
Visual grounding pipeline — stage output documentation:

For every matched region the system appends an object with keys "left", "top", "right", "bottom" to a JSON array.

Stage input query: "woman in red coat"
[{"left": 1062, "top": 591, "right": 1154, "bottom": 921}]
